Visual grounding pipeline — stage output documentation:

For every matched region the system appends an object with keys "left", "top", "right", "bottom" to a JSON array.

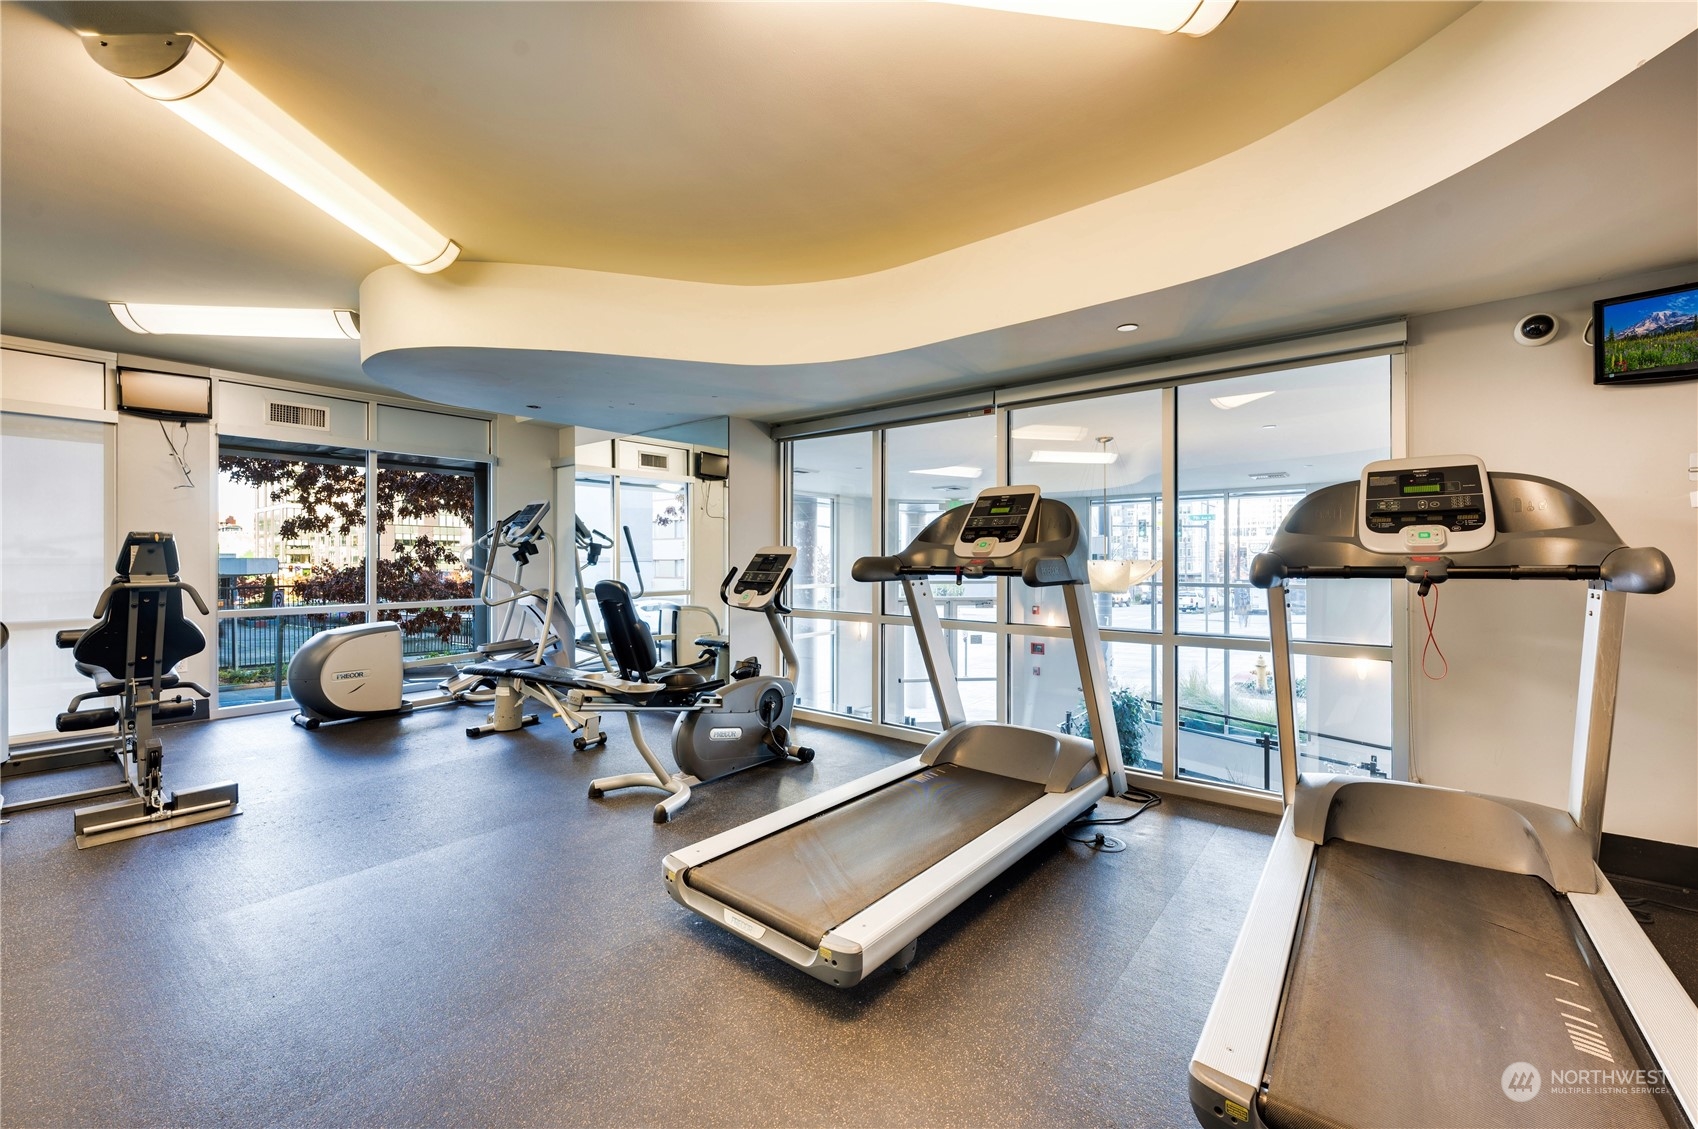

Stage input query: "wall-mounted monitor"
[
  {"left": 1594, "top": 281, "right": 1698, "bottom": 386},
  {"left": 696, "top": 451, "right": 729, "bottom": 481},
  {"left": 117, "top": 369, "right": 213, "bottom": 420}
]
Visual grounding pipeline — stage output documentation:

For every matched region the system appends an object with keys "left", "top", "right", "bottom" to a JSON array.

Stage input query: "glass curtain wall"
[
  {"left": 568, "top": 472, "right": 693, "bottom": 664},
  {"left": 783, "top": 354, "right": 1397, "bottom": 796},
  {"left": 215, "top": 442, "right": 487, "bottom": 709}
]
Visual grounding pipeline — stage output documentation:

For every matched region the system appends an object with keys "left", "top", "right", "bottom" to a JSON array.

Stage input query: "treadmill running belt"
[
  {"left": 685, "top": 762, "right": 1045, "bottom": 947},
  {"left": 1262, "top": 840, "right": 1677, "bottom": 1129}
]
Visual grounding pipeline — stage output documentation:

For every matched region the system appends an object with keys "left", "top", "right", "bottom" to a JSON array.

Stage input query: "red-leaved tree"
[{"left": 220, "top": 457, "right": 477, "bottom": 644}]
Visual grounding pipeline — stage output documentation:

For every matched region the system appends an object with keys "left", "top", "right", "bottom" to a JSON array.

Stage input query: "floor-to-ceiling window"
[
  {"left": 570, "top": 472, "right": 695, "bottom": 664},
  {"left": 215, "top": 442, "right": 487, "bottom": 710},
  {"left": 789, "top": 432, "right": 875, "bottom": 719},
  {"left": 782, "top": 350, "right": 1399, "bottom": 796}
]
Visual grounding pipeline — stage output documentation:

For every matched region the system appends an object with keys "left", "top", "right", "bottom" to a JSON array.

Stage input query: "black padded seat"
[{"left": 72, "top": 535, "right": 204, "bottom": 681}]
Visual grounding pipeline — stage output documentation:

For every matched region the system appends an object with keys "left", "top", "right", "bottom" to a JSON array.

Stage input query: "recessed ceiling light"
[
  {"left": 912, "top": 465, "right": 983, "bottom": 478},
  {"left": 1116, "top": 323, "right": 1140, "bottom": 333},
  {"left": 1031, "top": 450, "right": 1117, "bottom": 464},
  {"left": 110, "top": 302, "right": 359, "bottom": 338},
  {"left": 1011, "top": 424, "right": 1090, "bottom": 442},
  {"left": 1261, "top": 423, "right": 1277, "bottom": 430},
  {"left": 1210, "top": 391, "right": 1274, "bottom": 410}
]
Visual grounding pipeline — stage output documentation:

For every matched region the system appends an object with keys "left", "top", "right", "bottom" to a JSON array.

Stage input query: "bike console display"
[
  {"left": 954, "top": 485, "right": 1041, "bottom": 559},
  {"left": 1358, "top": 456, "right": 1494, "bottom": 554},
  {"left": 728, "top": 546, "right": 797, "bottom": 611}
]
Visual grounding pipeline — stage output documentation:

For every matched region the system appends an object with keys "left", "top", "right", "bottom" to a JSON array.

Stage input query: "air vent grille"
[
  {"left": 268, "top": 401, "right": 329, "bottom": 430},
  {"left": 639, "top": 452, "right": 669, "bottom": 469}
]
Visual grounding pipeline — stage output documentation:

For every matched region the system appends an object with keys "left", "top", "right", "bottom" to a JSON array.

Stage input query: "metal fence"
[{"left": 217, "top": 613, "right": 478, "bottom": 674}]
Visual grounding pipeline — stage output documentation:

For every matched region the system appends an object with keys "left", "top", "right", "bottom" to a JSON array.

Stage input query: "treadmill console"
[
  {"left": 729, "top": 546, "right": 798, "bottom": 610},
  {"left": 1358, "top": 456, "right": 1494, "bottom": 554},
  {"left": 955, "top": 485, "right": 1042, "bottom": 560},
  {"left": 501, "top": 502, "right": 550, "bottom": 544}
]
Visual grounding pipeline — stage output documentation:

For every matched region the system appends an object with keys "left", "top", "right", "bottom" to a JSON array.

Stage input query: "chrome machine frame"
[
  {"left": 1188, "top": 468, "right": 1696, "bottom": 1127},
  {"left": 662, "top": 493, "right": 1127, "bottom": 986}
]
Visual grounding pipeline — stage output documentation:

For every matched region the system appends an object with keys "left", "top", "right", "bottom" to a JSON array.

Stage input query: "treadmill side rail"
[
  {"left": 1190, "top": 810, "right": 1313, "bottom": 1129},
  {"left": 1570, "top": 871, "right": 1698, "bottom": 1124},
  {"left": 666, "top": 774, "right": 1108, "bottom": 988}
]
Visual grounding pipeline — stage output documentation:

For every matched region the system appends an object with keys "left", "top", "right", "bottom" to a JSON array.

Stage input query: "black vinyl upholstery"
[
  {"left": 71, "top": 533, "right": 205, "bottom": 682},
  {"left": 593, "top": 580, "right": 709, "bottom": 690},
  {"left": 595, "top": 579, "right": 659, "bottom": 680}
]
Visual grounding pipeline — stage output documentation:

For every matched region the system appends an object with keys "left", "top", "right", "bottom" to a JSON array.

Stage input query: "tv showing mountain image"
[{"left": 1595, "top": 282, "right": 1698, "bottom": 385}]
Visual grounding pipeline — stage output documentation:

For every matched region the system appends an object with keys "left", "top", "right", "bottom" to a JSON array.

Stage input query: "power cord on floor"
[
  {"left": 1620, "top": 895, "right": 1698, "bottom": 926},
  {"left": 1065, "top": 786, "right": 1162, "bottom": 854}
]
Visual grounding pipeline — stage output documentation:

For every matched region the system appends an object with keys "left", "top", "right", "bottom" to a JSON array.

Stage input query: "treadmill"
[
  {"left": 1189, "top": 456, "right": 1696, "bottom": 1129},
  {"left": 663, "top": 484, "right": 1128, "bottom": 986}
]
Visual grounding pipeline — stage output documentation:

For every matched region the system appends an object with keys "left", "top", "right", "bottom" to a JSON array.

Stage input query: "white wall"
[
  {"left": 1406, "top": 264, "right": 1698, "bottom": 846},
  {"left": 492, "top": 414, "right": 560, "bottom": 521},
  {"left": 116, "top": 412, "right": 219, "bottom": 693},
  {"left": 728, "top": 417, "right": 781, "bottom": 673}
]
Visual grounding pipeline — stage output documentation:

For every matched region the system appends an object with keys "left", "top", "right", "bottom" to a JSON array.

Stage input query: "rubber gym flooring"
[{"left": 2, "top": 706, "right": 1276, "bottom": 1128}]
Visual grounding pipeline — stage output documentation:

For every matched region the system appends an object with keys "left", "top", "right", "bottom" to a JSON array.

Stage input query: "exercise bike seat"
[{"left": 594, "top": 579, "right": 715, "bottom": 689}]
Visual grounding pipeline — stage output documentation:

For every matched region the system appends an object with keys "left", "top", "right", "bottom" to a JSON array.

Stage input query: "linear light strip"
[
  {"left": 84, "top": 34, "right": 458, "bottom": 273},
  {"left": 934, "top": 0, "right": 1237, "bottom": 36},
  {"left": 110, "top": 303, "right": 361, "bottom": 339}
]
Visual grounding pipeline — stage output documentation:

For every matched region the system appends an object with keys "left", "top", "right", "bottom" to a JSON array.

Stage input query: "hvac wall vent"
[
  {"left": 267, "top": 400, "right": 329, "bottom": 430},
  {"left": 639, "top": 451, "right": 669, "bottom": 469}
]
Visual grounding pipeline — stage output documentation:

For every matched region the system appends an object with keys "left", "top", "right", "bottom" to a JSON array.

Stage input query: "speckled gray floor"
[{"left": 1, "top": 706, "right": 1279, "bottom": 1128}]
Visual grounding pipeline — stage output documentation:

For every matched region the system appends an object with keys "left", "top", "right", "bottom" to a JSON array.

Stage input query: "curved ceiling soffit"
[{"left": 360, "top": 2, "right": 1696, "bottom": 382}]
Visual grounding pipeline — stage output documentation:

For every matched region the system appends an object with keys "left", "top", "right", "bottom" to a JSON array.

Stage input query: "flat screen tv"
[
  {"left": 1594, "top": 281, "right": 1698, "bottom": 385},
  {"left": 117, "top": 368, "right": 213, "bottom": 420}
]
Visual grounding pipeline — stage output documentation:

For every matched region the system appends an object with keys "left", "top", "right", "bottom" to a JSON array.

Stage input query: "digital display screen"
[
  {"left": 1401, "top": 483, "right": 1442, "bottom": 495},
  {"left": 989, "top": 506, "right": 1012, "bottom": 514}
]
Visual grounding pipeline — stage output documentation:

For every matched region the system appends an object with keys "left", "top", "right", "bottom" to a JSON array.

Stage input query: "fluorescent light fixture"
[
  {"left": 110, "top": 303, "right": 360, "bottom": 339},
  {"left": 1030, "top": 450, "right": 1117, "bottom": 464},
  {"left": 934, "top": 0, "right": 1237, "bottom": 35},
  {"left": 1011, "top": 424, "right": 1090, "bottom": 442},
  {"left": 1248, "top": 471, "right": 1290, "bottom": 480},
  {"left": 83, "top": 34, "right": 458, "bottom": 273},
  {"left": 1209, "top": 391, "right": 1275, "bottom": 410},
  {"left": 912, "top": 465, "right": 982, "bottom": 478}
]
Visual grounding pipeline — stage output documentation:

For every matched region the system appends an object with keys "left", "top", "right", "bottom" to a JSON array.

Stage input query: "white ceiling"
[{"left": 2, "top": 2, "right": 1693, "bottom": 434}]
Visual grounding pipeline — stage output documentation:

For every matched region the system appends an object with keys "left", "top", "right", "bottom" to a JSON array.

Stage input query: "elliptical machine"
[
  {"left": 586, "top": 546, "right": 813, "bottom": 819},
  {"left": 288, "top": 502, "right": 572, "bottom": 729}
]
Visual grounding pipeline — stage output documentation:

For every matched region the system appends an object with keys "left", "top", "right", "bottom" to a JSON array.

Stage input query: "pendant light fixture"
[{"left": 1085, "top": 436, "right": 1162, "bottom": 595}]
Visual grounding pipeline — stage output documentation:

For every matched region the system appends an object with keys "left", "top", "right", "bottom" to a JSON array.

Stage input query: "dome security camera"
[{"left": 1513, "top": 313, "right": 1559, "bottom": 346}]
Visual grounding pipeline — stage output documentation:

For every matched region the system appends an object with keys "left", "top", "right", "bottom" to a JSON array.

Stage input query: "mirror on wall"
[{"left": 564, "top": 417, "right": 729, "bottom": 670}]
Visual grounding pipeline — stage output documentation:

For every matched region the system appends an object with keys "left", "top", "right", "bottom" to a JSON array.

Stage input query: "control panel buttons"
[{"left": 1403, "top": 526, "right": 1447, "bottom": 549}]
